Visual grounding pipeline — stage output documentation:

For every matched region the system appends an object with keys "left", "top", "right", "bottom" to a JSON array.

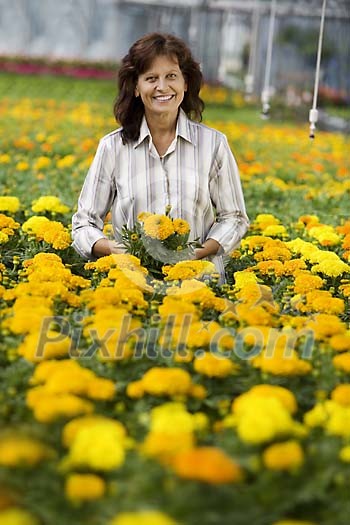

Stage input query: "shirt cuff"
[
  {"left": 206, "top": 221, "right": 245, "bottom": 255},
  {"left": 71, "top": 228, "right": 107, "bottom": 260}
]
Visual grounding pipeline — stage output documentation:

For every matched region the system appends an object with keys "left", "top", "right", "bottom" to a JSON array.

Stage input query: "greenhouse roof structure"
[{"left": 117, "top": 0, "right": 350, "bottom": 19}]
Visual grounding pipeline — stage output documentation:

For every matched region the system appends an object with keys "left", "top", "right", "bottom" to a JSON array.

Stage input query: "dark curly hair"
[{"left": 114, "top": 32, "right": 204, "bottom": 143}]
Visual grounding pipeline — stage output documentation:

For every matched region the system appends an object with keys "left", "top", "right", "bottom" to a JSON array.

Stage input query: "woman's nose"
[{"left": 156, "top": 77, "right": 168, "bottom": 91}]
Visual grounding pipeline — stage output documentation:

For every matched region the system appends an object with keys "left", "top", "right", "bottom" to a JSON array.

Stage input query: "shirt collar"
[{"left": 133, "top": 108, "right": 196, "bottom": 149}]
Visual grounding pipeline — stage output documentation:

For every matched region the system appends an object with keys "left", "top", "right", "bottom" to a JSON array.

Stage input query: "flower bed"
[{"left": 0, "top": 86, "right": 350, "bottom": 525}]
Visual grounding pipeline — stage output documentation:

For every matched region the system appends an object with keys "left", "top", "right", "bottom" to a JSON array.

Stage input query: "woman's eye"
[
  {"left": 146, "top": 77, "right": 156, "bottom": 82},
  {"left": 168, "top": 74, "right": 176, "bottom": 79}
]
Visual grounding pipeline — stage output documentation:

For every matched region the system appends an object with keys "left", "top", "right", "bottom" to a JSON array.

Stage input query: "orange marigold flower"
[
  {"left": 172, "top": 446, "right": 243, "bottom": 484},
  {"left": 254, "top": 260, "right": 285, "bottom": 277},
  {"left": 293, "top": 272, "right": 324, "bottom": 294}
]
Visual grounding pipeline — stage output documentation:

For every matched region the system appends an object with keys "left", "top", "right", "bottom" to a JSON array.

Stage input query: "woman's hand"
[
  {"left": 194, "top": 238, "right": 221, "bottom": 259},
  {"left": 92, "top": 239, "right": 127, "bottom": 258}
]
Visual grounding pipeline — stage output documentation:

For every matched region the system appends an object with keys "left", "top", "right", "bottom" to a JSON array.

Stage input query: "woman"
[{"left": 72, "top": 32, "right": 249, "bottom": 280}]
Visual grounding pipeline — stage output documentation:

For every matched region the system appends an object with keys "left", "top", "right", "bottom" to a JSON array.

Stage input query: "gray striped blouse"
[{"left": 72, "top": 109, "right": 249, "bottom": 279}]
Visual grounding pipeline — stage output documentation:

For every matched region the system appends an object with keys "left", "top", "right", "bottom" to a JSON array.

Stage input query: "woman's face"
[{"left": 135, "top": 54, "right": 187, "bottom": 120}]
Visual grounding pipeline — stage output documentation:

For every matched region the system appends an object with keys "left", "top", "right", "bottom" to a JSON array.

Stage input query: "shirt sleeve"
[
  {"left": 71, "top": 138, "right": 116, "bottom": 259},
  {"left": 206, "top": 133, "right": 249, "bottom": 255}
]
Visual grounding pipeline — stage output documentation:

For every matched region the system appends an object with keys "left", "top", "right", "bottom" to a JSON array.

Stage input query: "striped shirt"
[{"left": 72, "top": 108, "right": 249, "bottom": 278}]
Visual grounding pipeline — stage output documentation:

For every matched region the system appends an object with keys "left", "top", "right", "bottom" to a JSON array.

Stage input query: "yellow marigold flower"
[
  {"left": 331, "top": 384, "right": 350, "bottom": 406},
  {"left": 262, "top": 225, "right": 287, "bottom": 237},
  {"left": 339, "top": 445, "right": 350, "bottom": 463},
  {"left": 333, "top": 352, "right": 350, "bottom": 373},
  {"left": 254, "top": 241, "right": 291, "bottom": 262},
  {"left": 233, "top": 270, "right": 258, "bottom": 289},
  {"left": 65, "top": 473, "right": 106, "bottom": 501},
  {"left": 3, "top": 304, "right": 53, "bottom": 335},
  {"left": 0, "top": 197, "right": 20, "bottom": 213},
  {"left": 254, "top": 214, "right": 280, "bottom": 229},
  {"left": 31, "top": 359, "right": 85, "bottom": 385},
  {"left": 66, "top": 422, "right": 125, "bottom": 471},
  {"left": 186, "top": 320, "right": 234, "bottom": 349},
  {"left": 139, "top": 367, "right": 193, "bottom": 397},
  {"left": 0, "top": 232, "right": 9, "bottom": 244},
  {"left": 16, "top": 161, "right": 29, "bottom": 171},
  {"left": 306, "top": 314, "right": 346, "bottom": 341},
  {"left": 312, "top": 259, "right": 350, "bottom": 277},
  {"left": 163, "top": 260, "right": 216, "bottom": 280},
  {"left": 143, "top": 214, "right": 174, "bottom": 240},
  {"left": 167, "top": 279, "right": 225, "bottom": 310},
  {"left": 33, "top": 156, "right": 51, "bottom": 170},
  {"left": 56, "top": 155, "right": 76, "bottom": 169},
  {"left": 109, "top": 510, "right": 178, "bottom": 525},
  {"left": 172, "top": 446, "right": 243, "bottom": 484},
  {"left": 150, "top": 402, "right": 196, "bottom": 434},
  {"left": 85, "top": 253, "right": 146, "bottom": 274},
  {"left": 32, "top": 361, "right": 114, "bottom": 401},
  {"left": 253, "top": 346, "right": 312, "bottom": 376},
  {"left": 262, "top": 440, "right": 304, "bottom": 471},
  {"left": 173, "top": 218, "right": 190, "bottom": 235},
  {"left": 0, "top": 153, "right": 11, "bottom": 164},
  {"left": 297, "top": 290, "right": 344, "bottom": 315},
  {"left": 303, "top": 402, "right": 330, "bottom": 428},
  {"left": 233, "top": 396, "right": 296, "bottom": 444},
  {"left": 329, "top": 332, "right": 350, "bottom": 352},
  {"left": 22, "top": 215, "right": 50, "bottom": 234},
  {"left": 27, "top": 390, "right": 94, "bottom": 423},
  {"left": 35, "top": 220, "right": 71, "bottom": 249},
  {"left": 285, "top": 237, "right": 318, "bottom": 256},
  {"left": 254, "top": 260, "right": 285, "bottom": 277},
  {"left": 126, "top": 380, "right": 145, "bottom": 399},
  {"left": 325, "top": 404, "right": 350, "bottom": 437},
  {"left": 0, "top": 507, "right": 39, "bottom": 525},
  {"left": 31, "top": 195, "right": 69, "bottom": 214},
  {"left": 339, "top": 283, "right": 350, "bottom": 298},
  {"left": 43, "top": 223, "right": 72, "bottom": 250},
  {"left": 241, "top": 235, "right": 271, "bottom": 251},
  {"left": 298, "top": 214, "right": 320, "bottom": 227},
  {"left": 283, "top": 258, "right": 307, "bottom": 275},
  {"left": 86, "top": 377, "right": 116, "bottom": 400},
  {"left": 233, "top": 385, "right": 297, "bottom": 415},
  {"left": 236, "top": 303, "right": 273, "bottom": 326},
  {"left": 142, "top": 431, "right": 194, "bottom": 462},
  {"left": 158, "top": 295, "right": 199, "bottom": 323},
  {"left": 235, "top": 282, "right": 274, "bottom": 306},
  {"left": 194, "top": 352, "right": 238, "bottom": 378},
  {"left": 0, "top": 214, "right": 20, "bottom": 232},
  {"left": 18, "top": 330, "right": 72, "bottom": 362},
  {"left": 62, "top": 416, "right": 126, "bottom": 448},
  {"left": 308, "top": 225, "right": 341, "bottom": 246},
  {"left": 293, "top": 272, "right": 324, "bottom": 294},
  {"left": 305, "top": 248, "right": 339, "bottom": 265},
  {"left": 137, "top": 211, "right": 153, "bottom": 222},
  {"left": 0, "top": 436, "right": 53, "bottom": 467}
]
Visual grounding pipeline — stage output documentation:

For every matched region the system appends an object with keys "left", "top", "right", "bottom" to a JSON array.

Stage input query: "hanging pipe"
[
  {"left": 245, "top": 1, "right": 260, "bottom": 100},
  {"left": 309, "top": 0, "right": 327, "bottom": 139},
  {"left": 261, "top": 0, "right": 276, "bottom": 119}
]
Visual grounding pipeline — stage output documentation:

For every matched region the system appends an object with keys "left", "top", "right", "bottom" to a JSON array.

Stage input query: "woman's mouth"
[{"left": 153, "top": 95, "right": 175, "bottom": 102}]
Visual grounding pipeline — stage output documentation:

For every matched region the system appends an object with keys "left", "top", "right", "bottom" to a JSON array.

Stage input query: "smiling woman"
[{"left": 72, "top": 32, "right": 249, "bottom": 281}]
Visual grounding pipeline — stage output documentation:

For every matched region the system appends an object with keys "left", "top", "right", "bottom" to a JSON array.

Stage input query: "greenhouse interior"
[{"left": 0, "top": 1, "right": 350, "bottom": 525}]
